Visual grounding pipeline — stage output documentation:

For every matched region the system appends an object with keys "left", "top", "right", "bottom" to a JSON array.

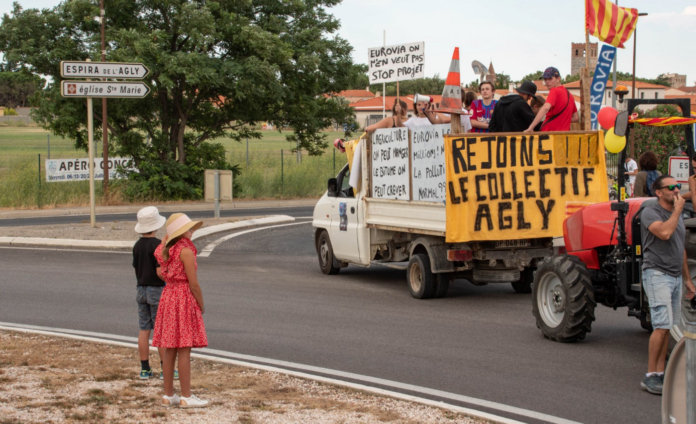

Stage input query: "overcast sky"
[{"left": 4, "top": 0, "right": 695, "bottom": 86}]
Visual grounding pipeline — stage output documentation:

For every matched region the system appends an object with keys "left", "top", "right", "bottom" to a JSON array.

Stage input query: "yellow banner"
[{"left": 445, "top": 132, "right": 608, "bottom": 243}]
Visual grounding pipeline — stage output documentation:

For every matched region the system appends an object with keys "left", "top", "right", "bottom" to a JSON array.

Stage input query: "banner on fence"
[
  {"left": 444, "top": 132, "right": 608, "bottom": 242},
  {"left": 371, "top": 128, "right": 410, "bottom": 200},
  {"left": 45, "top": 157, "right": 137, "bottom": 182},
  {"left": 590, "top": 44, "right": 617, "bottom": 130},
  {"left": 411, "top": 124, "right": 451, "bottom": 202},
  {"left": 368, "top": 42, "right": 425, "bottom": 84}
]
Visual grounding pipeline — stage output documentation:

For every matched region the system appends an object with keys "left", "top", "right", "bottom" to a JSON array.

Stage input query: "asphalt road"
[
  {"left": 0, "top": 222, "right": 661, "bottom": 424},
  {"left": 0, "top": 206, "right": 315, "bottom": 227}
]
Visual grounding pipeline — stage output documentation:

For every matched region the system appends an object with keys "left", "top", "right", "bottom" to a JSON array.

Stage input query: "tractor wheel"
[
  {"left": 511, "top": 267, "right": 534, "bottom": 294},
  {"left": 532, "top": 255, "right": 596, "bottom": 342}
]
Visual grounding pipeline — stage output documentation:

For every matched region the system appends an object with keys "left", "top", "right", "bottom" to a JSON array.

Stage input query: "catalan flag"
[{"left": 586, "top": 0, "right": 639, "bottom": 48}]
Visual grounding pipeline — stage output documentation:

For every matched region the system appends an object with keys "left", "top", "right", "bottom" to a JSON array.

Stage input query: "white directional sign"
[
  {"left": 61, "top": 81, "right": 150, "bottom": 98},
  {"left": 60, "top": 61, "right": 149, "bottom": 79}
]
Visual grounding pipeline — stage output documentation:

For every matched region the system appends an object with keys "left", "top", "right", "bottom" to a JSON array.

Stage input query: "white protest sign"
[
  {"left": 668, "top": 156, "right": 690, "bottom": 183},
  {"left": 46, "top": 157, "right": 137, "bottom": 182},
  {"left": 371, "top": 128, "right": 410, "bottom": 200},
  {"left": 368, "top": 42, "right": 425, "bottom": 84},
  {"left": 411, "top": 125, "right": 451, "bottom": 202}
]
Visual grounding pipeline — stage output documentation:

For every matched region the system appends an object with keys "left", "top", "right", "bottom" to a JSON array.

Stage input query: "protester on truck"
[
  {"left": 405, "top": 95, "right": 445, "bottom": 129},
  {"left": 633, "top": 151, "right": 662, "bottom": 198},
  {"left": 525, "top": 67, "right": 578, "bottom": 132},
  {"left": 530, "top": 95, "right": 546, "bottom": 131},
  {"left": 365, "top": 98, "right": 408, "bottom": 134},
  {"left": 463, "top": 91, "right": 477, "bottom": 115},
  {"left": 470, "top": 82, "right": 497, "bottom": 133},
  {"left": 424, "top": 90, "right": 473, "bottom": 132},
  {"left": 488, "top": 81, "right": 537, "bottom": 133}
]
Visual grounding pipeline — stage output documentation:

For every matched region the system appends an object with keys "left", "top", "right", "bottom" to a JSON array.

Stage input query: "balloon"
[
  {"left": 604, "top": 128, "right": 626, "bottom": 154},
  {"left": 598, "top": 107, "right": 619, "bottom": 130}
]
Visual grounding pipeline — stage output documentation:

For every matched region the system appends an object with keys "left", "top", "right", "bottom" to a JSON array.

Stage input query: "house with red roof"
[{"left": 564, "top": 80, "right": 667, "bottom": 109}]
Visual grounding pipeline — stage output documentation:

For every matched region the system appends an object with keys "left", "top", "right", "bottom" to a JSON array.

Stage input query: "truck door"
[{"left": 329, "top": 165, "right": 363, "bottom": 263}]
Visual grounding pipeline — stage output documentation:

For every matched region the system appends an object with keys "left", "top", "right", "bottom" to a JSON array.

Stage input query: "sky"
[{"left": 3, "top": 0, "right": 696, "bottom": 87}]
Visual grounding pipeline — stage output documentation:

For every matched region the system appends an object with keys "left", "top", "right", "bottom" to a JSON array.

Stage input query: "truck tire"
[
  {"left": 407, "top": 254, "right": 435, "bottom": 299},
  {"left": 511, "top": 268, "right": 535, "bottom": 294},
  {"left": 316, "top": 231, "right": 340, "bottom": 275},
  {"left": 532, "top": 255, "right": 596, "bottom": 342},
  {"left": 433, "top": 273, "right": 450, "bottom": 298}
]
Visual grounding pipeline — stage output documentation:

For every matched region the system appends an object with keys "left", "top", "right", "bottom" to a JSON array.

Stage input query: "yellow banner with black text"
[{"left": 444, "top": 132, "right": 608, "bottom": 243}]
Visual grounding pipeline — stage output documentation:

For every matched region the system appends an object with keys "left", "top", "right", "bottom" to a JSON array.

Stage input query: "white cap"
[{"left": 134, "top": 206, "right": 166, "bottom": 234}]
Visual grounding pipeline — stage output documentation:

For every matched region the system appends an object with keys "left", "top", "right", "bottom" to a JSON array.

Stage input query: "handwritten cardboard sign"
[
  {"left": 411, "top": 124, "right": 451, "bottom": 202},
  {"left": 371, "top": 128, "right": 410, "bottom": 200},
  {"left": 368, "top": 42, "right": 425, "bottom": 84},
  {"left": 444, "top": 132, "right": 608, "bottom": 242}
]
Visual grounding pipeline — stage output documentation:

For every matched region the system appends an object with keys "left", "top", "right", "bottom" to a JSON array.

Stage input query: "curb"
[
  {"left": 0, "top": 324, "right": 526, "bottom": 424},
  {"left": 0, "top": 199, "right": 318, "bottom": 220},
  {"left": 0, "top": 215, "right": 296, "bottom": 251}
]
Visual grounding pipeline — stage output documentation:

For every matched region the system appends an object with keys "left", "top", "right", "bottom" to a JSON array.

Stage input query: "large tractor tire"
[
  {"left": 511, "top": 267, "right": 535, "bottom": 294},
  {"left": 532, "top": 255, "right": 596, "bottom": 342},
  {"left": 316, "top": 231, "right": 341, "bottom": 275},
  {"left": 407, "top": 254, "right": 436, "bottom": 299}
]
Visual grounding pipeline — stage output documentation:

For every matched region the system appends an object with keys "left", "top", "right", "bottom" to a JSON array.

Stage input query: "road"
[
  {"left": 0, "top": 222, "right": 661, "bottom": 424},
  {"left": 0, "top": 206, "right": 315, "bottom": 227}
]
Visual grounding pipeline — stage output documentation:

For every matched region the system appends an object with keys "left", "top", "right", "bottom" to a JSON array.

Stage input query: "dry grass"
[{"left": 0, "top": 330, "right": 488, "bottom": 424}]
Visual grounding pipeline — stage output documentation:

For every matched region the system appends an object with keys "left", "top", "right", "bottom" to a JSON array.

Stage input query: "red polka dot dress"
[{"left": 152, "top": 238, "right": 208, "bottom": 348}]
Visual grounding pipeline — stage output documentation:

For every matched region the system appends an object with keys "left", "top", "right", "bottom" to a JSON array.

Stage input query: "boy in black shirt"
[{"left": 133, "top": 206, "right": 166, "bottom": 379}]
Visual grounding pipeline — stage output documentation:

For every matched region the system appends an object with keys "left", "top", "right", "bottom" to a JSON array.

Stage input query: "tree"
[
  {"left": 633, "top": 104, "right": 686, "bottom": 175},
  {"left": 494, "top": 72, "right": 511, "bottom": 90},
  {"left": 0, "top": 0, "right": 360, "bottom": 199},
  {"left": 0, "top": 67, "right": 45, "bottom": 108},
  {"left": 520, "top": 71, "right": 543, "bottom": 83},
  {"left": 466, "top": 80, "right": 480, "bottom": 93},
  {"left": 374, "top": 75, "right": 446, "bottom": 96}
]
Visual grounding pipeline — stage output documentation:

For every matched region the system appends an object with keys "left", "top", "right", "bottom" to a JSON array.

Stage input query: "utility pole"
[
  {"left": 612, "top": 1, "right": 618, "bottom": 109},
  {"left": 101, "top": 0, "right": 109, "bottom": 197}
]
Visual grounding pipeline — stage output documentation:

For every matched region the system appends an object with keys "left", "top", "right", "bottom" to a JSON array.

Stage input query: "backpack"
[{"left": 645, "top": 171, "right": 659, "bottom": 197}]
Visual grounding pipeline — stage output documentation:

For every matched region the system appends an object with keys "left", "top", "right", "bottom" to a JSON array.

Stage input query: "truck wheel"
[
  {"left": 532, "top": 255, "right": 596, "bottom": 342},
  {"left": 639, "top": 312, "right": 653, "bottom": 332},
  {"left": 407, "top": 254, "right": 435, "bottom": 299},
  {"left": 316, "top": 231, "right": 340, "bottom": 275},
  {"left": 511, "top": 268, "right": 534, "bottom": 294},
  {"left": 433, "top": 273, "right": 450, "bottom": 298}
]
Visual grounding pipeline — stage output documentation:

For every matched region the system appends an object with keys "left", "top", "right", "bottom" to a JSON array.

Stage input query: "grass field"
[{"left": 0, "top": 127, "right": 350, "bottom": 209}]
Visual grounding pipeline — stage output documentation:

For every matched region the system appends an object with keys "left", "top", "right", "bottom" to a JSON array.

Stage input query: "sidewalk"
[{"left": 0, "top": 198, "right": 319, "bottom": 219}]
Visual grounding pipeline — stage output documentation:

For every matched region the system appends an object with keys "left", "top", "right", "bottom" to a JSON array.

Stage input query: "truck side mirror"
[{"left": 327, "top": 178, "right": 338, "bottom": 197}]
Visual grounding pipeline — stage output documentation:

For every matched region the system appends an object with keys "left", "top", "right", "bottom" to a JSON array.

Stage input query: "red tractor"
[{"left": 532, "top": 99, "right": 696, "bottom": 342}]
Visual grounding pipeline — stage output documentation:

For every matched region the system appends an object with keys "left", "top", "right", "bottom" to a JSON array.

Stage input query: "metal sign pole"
[
  {"left": 87, "top": 96, "right": 96, "bottom": 228},
  {"left": 214, "top": 170, "right": 220, "bottom": 219}
]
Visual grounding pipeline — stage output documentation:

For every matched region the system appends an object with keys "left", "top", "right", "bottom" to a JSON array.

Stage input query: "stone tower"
[
  {"left": 485, "top": 61, "right": 497, "bottom": 86},
  {"left": 571, "top": 42, "right": 598, "bottom": 76}
]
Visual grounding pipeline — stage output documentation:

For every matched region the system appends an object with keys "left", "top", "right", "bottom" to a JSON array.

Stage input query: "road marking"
[
  {"left": 0, "top": 321, "right": 581, "bottom": 424},
  {"left": 198, "top": 221, "right": 311, "bottom": 258},
  {"left": 0, "top": 246, "right": 130, "bottom": 254}
]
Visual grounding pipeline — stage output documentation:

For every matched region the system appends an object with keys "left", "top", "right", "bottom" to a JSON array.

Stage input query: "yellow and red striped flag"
[{"left": 586, "top": 0, "right": 639, "bottom": 48}]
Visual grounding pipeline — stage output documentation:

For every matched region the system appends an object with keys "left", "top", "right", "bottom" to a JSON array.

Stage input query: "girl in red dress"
[{"left": 153, "top": 213, "right": 208, "bottom": 408}]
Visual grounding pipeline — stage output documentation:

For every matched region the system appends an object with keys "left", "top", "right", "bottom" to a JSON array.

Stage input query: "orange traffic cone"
[{"left": 436, "top": 47, "right": 462, "bottom": 114}]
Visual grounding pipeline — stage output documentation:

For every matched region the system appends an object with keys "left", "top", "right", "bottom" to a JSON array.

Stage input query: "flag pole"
[{"left": 582, "top": 1, "right": 592, "bottom": 130}]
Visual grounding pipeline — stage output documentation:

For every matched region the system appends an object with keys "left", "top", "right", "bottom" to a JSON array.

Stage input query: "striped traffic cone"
[{"left": 436, "top": 47, "right": 462, "bottom": 114}]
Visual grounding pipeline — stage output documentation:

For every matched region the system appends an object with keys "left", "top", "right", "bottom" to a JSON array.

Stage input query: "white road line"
[
  {"left": 0, "top": 246, "right": 131, "bottom": 254},
  {"left": 0, "top": 322, "right": 581, "bottom": 424},
  {"left": 197, "top": 221, "right": 311, "bottom": 258}
]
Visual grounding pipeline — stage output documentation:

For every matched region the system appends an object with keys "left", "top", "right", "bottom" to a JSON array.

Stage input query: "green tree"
[
  {"left": 375, "top": 75, "right": 446, "bottom": 96},
  {"left": 633, "top": 104, "right": 687, "bottom": 174},
  {"left": 520, "top": 71, "right": 543, "bottom": 82},
  {"left": 494, "top": 72, "right": 511, "bottom": 90},
  {"left": 0, "top": 0, "right": 359, "bottom": 199},
  {"left": 0, "top": 65, "right": 45, "bottom": 108},
  {"left": 466, "top": 80, "right": 480, "bottom": 93}
]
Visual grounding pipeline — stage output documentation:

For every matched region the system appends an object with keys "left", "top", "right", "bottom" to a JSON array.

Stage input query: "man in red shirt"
[{"left": 525, "top": 67, "right": 578, "bottom": 132}]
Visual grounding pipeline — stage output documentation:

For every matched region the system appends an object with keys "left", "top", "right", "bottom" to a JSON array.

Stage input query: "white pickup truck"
[{"left": 311, "top": 126, "right": 604, "bottom": 298}]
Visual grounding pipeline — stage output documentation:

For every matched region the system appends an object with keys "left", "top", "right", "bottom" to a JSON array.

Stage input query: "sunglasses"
[{"left": 659, "top": 184, "right": 682, "bottom": 191}]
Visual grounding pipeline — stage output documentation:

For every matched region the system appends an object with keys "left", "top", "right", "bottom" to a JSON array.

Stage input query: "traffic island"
[{"left": 0, "top": 330, "right": 488, "bottom": 424}]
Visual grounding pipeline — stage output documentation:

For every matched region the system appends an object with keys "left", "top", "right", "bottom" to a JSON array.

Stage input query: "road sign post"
[{"left": 60, "top": 60, "right": 150, "bottom": 227}]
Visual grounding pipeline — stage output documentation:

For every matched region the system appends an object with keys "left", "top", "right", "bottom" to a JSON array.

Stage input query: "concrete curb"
[
  {"left": 0, "top": 199, "right": 318, "bottom": 220},
  {"left": 0, "top": 215, "right": 296, "bottom": 250}
]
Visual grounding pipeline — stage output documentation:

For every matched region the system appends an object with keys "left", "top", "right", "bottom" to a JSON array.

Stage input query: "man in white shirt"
[{"left": 625, "top": 156, "right": 638, "bottom": 196}]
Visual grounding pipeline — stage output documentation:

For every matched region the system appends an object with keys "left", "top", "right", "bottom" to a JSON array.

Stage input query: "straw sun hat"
[{"left": 164, "top": 213, "right": 203, "bottom": 246}]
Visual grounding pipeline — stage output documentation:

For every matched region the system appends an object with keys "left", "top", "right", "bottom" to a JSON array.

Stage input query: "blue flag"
[{"left": 590, "top": 44, "right": 617, "bottom": 130}]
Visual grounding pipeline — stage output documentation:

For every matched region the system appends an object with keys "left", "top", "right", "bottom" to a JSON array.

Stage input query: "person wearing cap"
[
  {"left": 488, "top": 81, "right": 537, "bottom": 133},
  {"left": 525, "top": 67, "right": 578, "bottom": 132},
  {"left": 132, "top": 206, "right": 167, "bottom": 381},
  {"left": 153, "top": 213, "right": 209, "bottom": 408}
]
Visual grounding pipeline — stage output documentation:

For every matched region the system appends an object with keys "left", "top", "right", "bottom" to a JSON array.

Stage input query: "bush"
[
  {"left": 3, "top": 107, "right": 18, "bottom": 115},
  {"left": 115, "top": 142, "right": 240, "bottom": 201}
]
